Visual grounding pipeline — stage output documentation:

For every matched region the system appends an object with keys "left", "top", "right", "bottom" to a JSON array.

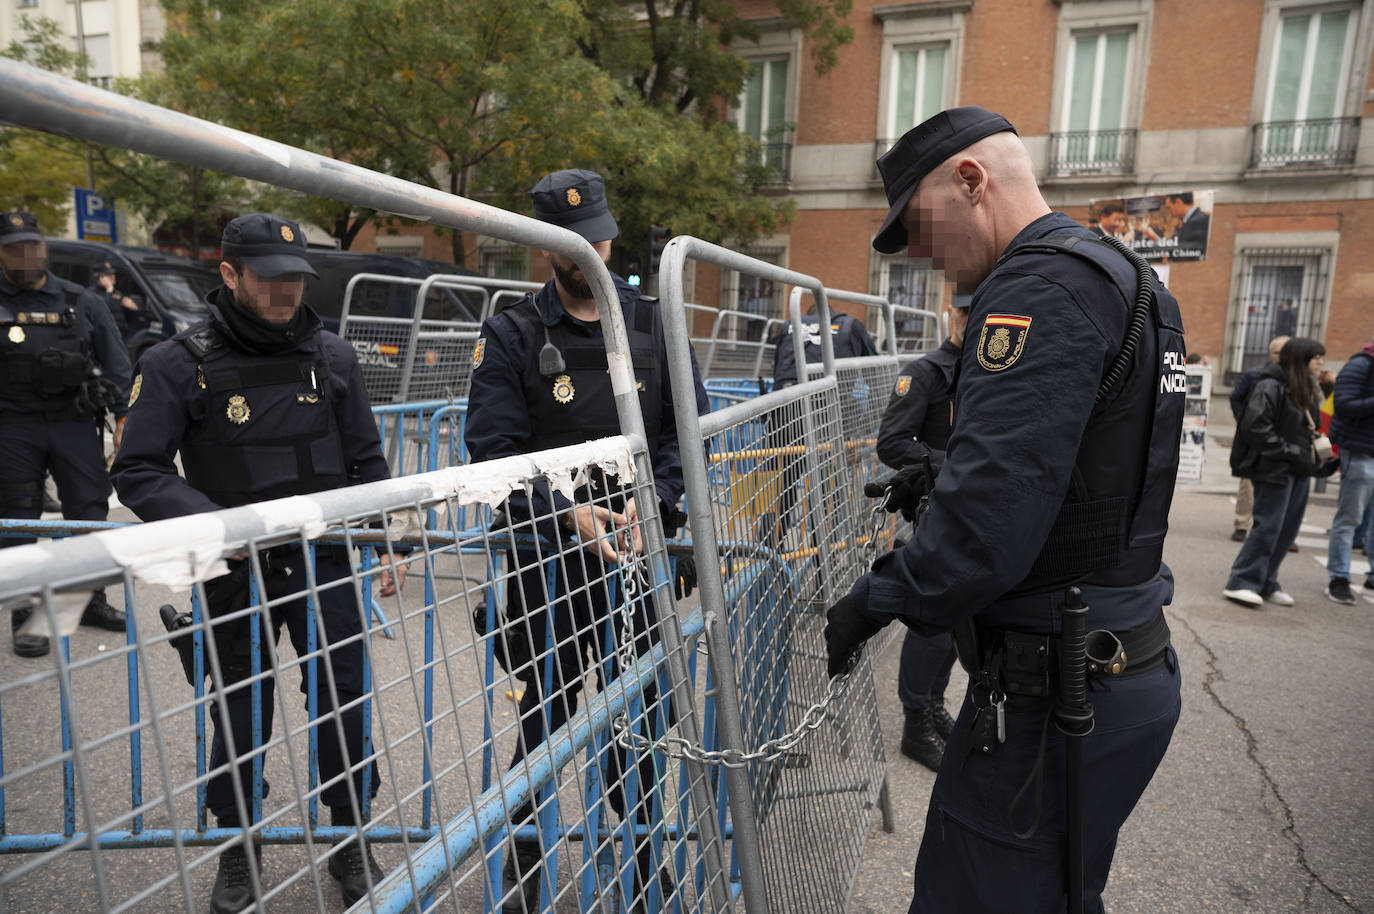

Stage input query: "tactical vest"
[
  {"left": 502, "top": 294, "right": 664, "bottom": 507},
  {"left": 789, "top": 313, "right": 867, "bottom": 363},
  {"left": 996, "top": 235, "right": 1187, "bottom": 594},
  {"left": 175, "top": 322, "right": 349, "bottom": 508},
  {"left": 0, "top": 280, "right": 91, "bottom": 403}
]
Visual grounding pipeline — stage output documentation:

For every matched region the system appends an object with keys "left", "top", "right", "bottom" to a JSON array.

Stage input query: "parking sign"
[{"left": 74, "top": 188, "right": 118, "bottom": 244}]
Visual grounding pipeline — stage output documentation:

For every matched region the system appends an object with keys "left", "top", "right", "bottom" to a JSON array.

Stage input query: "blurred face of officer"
[
  {"left": 0, "top": 239, "right": 48, "bottom": 288},
  {"left": 547, "top": 240, "right": 612, "bottom": 301},
  {"left": 901, "top": 159, "right": 993, "bottom": 295},
  {"left": 219, "top": 260, "right": 306, "bottom": 326}
]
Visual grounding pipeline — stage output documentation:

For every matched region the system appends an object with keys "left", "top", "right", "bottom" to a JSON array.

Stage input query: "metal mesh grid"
[
  {"left": 344, "top": 318, "right": 415, "bottom": 405},
  {"left": 698, "top": 382, "right": 888, "bottom": 914},
  {"left": 0, "top": 442, "right": 726, "bottom": 914}
]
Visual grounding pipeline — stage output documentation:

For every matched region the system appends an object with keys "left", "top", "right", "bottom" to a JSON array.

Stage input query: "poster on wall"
[
  {"left": 1085, "top": 190, "right": 1214, "bottom": 263},
  {"left": 1178, "top": 364, "right": 1212, "bottom": 483}
]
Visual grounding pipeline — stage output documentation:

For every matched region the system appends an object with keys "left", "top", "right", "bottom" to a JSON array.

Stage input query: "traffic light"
[
  {"left": 647, "top": 225, "right": 670, "bottom": 277},
  {"left": 625, "top": 255, "right": 643, "bottom": 287}
]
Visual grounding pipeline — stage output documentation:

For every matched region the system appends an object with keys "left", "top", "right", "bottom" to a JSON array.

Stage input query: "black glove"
[
  {"left": 863, "top": 457, "right": 938, "bottom": 523},
  {"left": 824, "top": 589, "right": 885, "bottom": 679},
  {"left": 73, "top": 373, "right": 123, "bottom": 419},
  {"left": 674, "top": 553, "right": 697, "bottom": 600}
]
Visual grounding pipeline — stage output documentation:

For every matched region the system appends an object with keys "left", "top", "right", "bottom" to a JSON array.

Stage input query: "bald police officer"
[
  {"left": 825, "top": 107, "right": 1186, "bottom": 912},
  {"left": 0, "top": 212, "right": 130, "bottom": 657},
  {"left": 112, "top": 213, "right": 404, "bottom": 913},
  {"left": 465, "top": 169, "right": 708, "bottom": 913}
]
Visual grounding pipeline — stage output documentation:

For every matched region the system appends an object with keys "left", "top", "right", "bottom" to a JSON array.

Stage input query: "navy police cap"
[
  {"left": 872, "top": 106, "right": 1017, "bottom": 255},
  {"left": 0, "top": 211, "right": 44, "bottom": 245},
  {"left": 221, "top": 213, "right": 319, "bottom": 279},
  {"left": 529, "top": 169, "right": 619, "bottom": 244}
]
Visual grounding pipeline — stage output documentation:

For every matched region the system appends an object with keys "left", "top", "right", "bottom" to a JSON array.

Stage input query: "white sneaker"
[
  {"left": 1223, "top": 588, "right": 1263, "bottom": 607},
  {"left": 1265, "top": 591, "right": 1295, "bottom": 606}
]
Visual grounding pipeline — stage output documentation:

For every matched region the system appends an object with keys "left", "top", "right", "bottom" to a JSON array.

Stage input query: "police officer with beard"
[
  {"left": 824, "top": 108, "right": 1186, "bottom": 912},
  {"left": 465, "top": 169, "right": 708, "bottom": 913},
  {"left": 111, "top": 213, "right": 405, "bottom": 913},
  {"left": 0, "top": 212, "right": 130, "bottom": 658}
]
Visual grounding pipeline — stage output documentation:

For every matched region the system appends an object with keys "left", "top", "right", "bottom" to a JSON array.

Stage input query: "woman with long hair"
[{"left": 1224, "top": 337, "right": 1337, "bottom": 607}]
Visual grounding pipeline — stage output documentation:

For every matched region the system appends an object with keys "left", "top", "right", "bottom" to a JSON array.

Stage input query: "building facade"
[{"left": 719, "top": 0, "right": 1374, "bottom": 381}]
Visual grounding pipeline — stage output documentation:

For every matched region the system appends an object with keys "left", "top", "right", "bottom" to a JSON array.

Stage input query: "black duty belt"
[
  {"left": 0, "top": 406, "right": 85, "bottom": 424},
  {"left": 984, "top": 609, "right": 1171, "bottom": 697}
]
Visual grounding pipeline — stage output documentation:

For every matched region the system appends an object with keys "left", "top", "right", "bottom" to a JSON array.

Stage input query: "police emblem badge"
[
  {"left": 552, "top": 374, "right": 575, "bottom": 404},
  {"left": 226, "top": 394, "right": 251, "bottom": 424},
  {"left": 7, "top": 326, "right": 24, "bottom": 344},
  {"left": 128, "top": 374, "right": 142, "bottom": 407},
  {"left": 472, "top": 337, "right": 486, "bottom": 369},
  {"left": 197, "top": 364, "right": 207, "bottom": 390},
  {"left": 8, "top": 215, "right": 21, "bottom": 227},
  {"left": 894, "top": 375, "right": 912, "bottom": 396},
  {"left": 976, "top": 313, "right": 1032, "bottom": 372},
  {"left": 566, "top": 187, "right": 581, "bottom": 207},
  {"left": 280, "top": 224, "right": 294, "bottom": 243}
]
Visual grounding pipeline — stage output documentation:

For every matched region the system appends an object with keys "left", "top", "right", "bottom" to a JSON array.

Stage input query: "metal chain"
[{"left": 862, "top": 486, "right": 893, "bottom": 566}]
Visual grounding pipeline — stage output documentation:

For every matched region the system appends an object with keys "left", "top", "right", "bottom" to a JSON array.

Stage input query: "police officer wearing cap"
[
  {"left": 0, "top": 211, "right": 131, "bottom": 657},
  {"left": 111, "top": 213, "right": 405, "bottom": 913},
  {"left": 873, "top": 301, "right": 968, "bottom": 772},
  {"left": 823, "top": 107, "right": 1187, "bottom": 912},
  {"left": 89, "top": 259, "right": 142, "bottom": 340},
  {"left": 771, "top": 303, "right": 877, "bottom": 389},
  {"left": 465, "top": 169, "right": 709, "bottom": 913}
]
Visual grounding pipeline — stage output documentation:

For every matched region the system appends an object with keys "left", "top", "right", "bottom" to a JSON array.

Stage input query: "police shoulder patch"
[
  {"left": 128, "top": 373, "right": 142, "bottom": 407},
  {"left": 894, "top": 375, "right": 912, "bottom": 396},
  {"left": 976, "top": 313, "right": 1032, "bottom": 372},
  {"left": 472, "top": 337, "right": 486, "bottom": 369}
]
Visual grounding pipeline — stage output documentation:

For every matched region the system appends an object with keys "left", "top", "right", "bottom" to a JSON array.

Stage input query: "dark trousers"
[
  {"left": 0, "top": 418, "right": 110, "bottom": 537},
  {"left": 204, "top": 550, "right": 378, "bottom": 823},
  {"left": 506, "top": 546, "right": 663, "bottom": 827},
  {"left": 897, "top": 629, "right": 956, "bottom": 714},
  {"left": 909, "top": 649, "right": 1181, "bottom": 914},
  {"left": 1225, "top": 474, "right": 1309, "bottom": 597}
]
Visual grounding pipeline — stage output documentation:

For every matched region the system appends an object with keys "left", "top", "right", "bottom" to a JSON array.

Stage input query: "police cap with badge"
[
  {"left": 221, "top": 213, "right": 319, "bottom": 278},
  {"left": 529, "top": 169, "right": 619, "bottom": 244},
  {"left": 872, "top": 106, "right": 1017, "bottom": 255},
  {"left": 0, "top": 211, "right": 45, "bottom": 246}
]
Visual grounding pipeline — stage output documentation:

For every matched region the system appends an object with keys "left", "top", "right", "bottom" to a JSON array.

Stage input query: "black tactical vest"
[
  {"left": 175, "top": 322, "right": 349, "bottom": 508},
  {"left": 0, "top": 281, "right": 91, "bottom": 403},
  {"left": 502, "top": 294, "right": 663, "bottom": 508},
  {"left": 791, "top": 313, "right": 868, "bottom": 363},
  {"left": 997, "top": 235, "right": 1187, "bottom": 594}
]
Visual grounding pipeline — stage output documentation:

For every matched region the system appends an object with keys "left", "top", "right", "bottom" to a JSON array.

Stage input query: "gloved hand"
[
  {"left": 674, "top": 553, "right": 697, "bottom": 600},
  {"left": 863, "top": 458, "right": 938, "bottom": 523},
  {"left": 824, "top": 587, "right": 885, "bottom": 679},
  {"left": 73, "top": 374, "right": 123, "bottom": 419}
]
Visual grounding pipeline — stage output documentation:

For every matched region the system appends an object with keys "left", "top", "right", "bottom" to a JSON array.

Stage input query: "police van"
[{"left": 46, "top": 240, "right": 219, "bottom": 366}]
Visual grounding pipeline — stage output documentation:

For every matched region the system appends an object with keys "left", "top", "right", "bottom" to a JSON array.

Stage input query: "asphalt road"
[{"left": 848, "top": 480, "right": 1374, "bottom": 914}]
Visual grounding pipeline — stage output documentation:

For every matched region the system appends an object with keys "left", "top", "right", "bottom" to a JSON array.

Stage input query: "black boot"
[
  {"left": 501, "top": 841, "right": 544, "bottom": 913},
  {"left": 210, "top": 840, "right": 259, "bottom": 914},
  {"left": 900, "top": 708, "right": 945, "bottom": 772},
  {"left": 328, "top": 807, "right": 384, "bottom": 905},
  {"left": 929, "top": 703, "right": 956, "bottom": 742},
  {"left": 80, "top": 590, "right": 126, "bottom": 632},
  {"left": 10, "top": 600, "right": 49, "bottom": 658},
  {"left": 632, "top": 843, "right": 678, "bottom": 914}
]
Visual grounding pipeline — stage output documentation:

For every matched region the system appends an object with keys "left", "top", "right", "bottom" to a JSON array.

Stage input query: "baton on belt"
[{"left": 1055, "top": 586, "right": 1095, "bottom": 914}]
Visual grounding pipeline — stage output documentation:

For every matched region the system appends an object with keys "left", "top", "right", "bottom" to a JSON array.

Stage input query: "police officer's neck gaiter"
[{"left": 215, "top": 285, "right": 308, "bottom": 354}]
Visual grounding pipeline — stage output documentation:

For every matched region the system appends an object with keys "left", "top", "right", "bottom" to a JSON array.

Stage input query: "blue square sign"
[{"left": 74, "top": 188, "right": 118, "bottom": 244}]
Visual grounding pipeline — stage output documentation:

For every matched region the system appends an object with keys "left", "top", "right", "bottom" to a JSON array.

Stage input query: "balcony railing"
[
  {"left": 757, "top": 142, "right": 792, "bottom": 184},
  {"left": 1047, "top": 129, "right": 1137, "bottom": 177},
  {"left": 1249, "top": 117, "right": 1359, "bottom": 169}
]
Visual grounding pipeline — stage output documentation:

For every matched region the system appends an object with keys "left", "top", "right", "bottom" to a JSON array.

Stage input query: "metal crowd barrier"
[
  {"left": 340, "top": 273, "right": 542, "bottom": 403},
  {"left": 688, "top": 305, "right": 785, "bottom": 380},
  {"left": 660, "top": 239, "right": 897, "bottom": 914}
]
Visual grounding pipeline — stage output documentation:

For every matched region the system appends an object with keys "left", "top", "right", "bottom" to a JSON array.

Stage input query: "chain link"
[{"left": 862, "top": 486, "right": 893, "bottom": 566}]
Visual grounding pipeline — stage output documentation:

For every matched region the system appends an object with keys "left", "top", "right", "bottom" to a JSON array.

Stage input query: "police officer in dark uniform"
[
  {"left": 0, "top": 212, "right": 130, "bottom": 657},
  {"left": 771, "top": 304, "right": 878, "bottom": 389},
  {"left": 111, "top": 213, "right": 405, "bottom": 913},
  {"left": 824, "top": 107, "right": 1187, "bottom": 912},
  {"left": 465, "top": 169, "right": 708, "bottom": 913},
  {"left": 873, "top": 301, "right": 968, "bottom": 772},
  {"left": 89, "top": 259, "right": 143, "bottom": 340}
]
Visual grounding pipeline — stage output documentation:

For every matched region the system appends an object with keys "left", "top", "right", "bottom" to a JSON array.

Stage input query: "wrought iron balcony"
[
  {"left": 1249, "top": 117, "right": 1359, "bottom": 169},
  {"left": 757, "top": 142, "right": 793, "bottom": 184},
  {"left": 1047, "top": 129, "right": 1137, "bottom": 177}
]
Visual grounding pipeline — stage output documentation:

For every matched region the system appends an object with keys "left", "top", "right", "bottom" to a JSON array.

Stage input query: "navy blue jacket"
[
  {"left": 111, "top": 299, "right": 388, "bottom": 522},
  {"left": 857, "top": 213, "right": 1177, "bottom": 635},
  {"left": 1330, "top": 347, "right": 1374, "bottom": 457},
  {"left": 465, "top": 273, "right": 709, "bottom": 520},
  {"left": 0, "top": 270, "right": 132, "bottom": 417},
  {"left": 772, "top": 312, "right": 878, "bottom": 389},
  {"left": 875, "top": 338, "right": 959, "bottom": 471}
]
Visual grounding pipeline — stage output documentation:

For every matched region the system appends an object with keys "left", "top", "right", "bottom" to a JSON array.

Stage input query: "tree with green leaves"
[{"left": 154, "top": 0, "right": 854, "bottom": 261}]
